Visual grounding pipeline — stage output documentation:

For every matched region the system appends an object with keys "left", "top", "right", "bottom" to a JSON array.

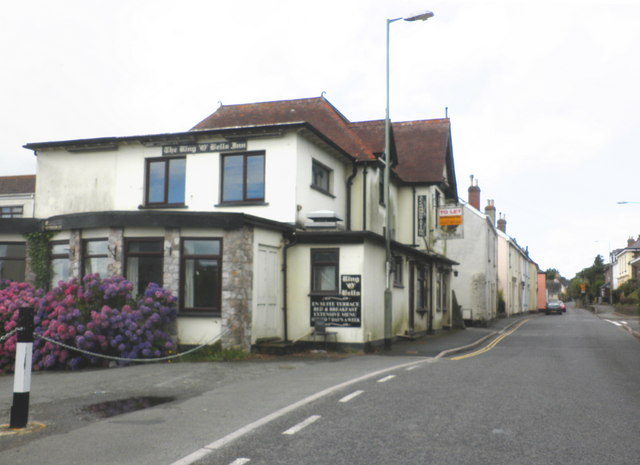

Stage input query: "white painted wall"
[
  {"left": 0, "top": 193, "right": 35, "bottom": 218},
  {"left": 295, "top": 136, "right": 350, "bottom": 227},
  {"left": 447, "top": 202, "right": 498, "bottom": 323}
]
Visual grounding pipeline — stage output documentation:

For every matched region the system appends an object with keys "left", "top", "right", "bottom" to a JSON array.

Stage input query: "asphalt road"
[
  {"left": 1, "top": 306, "right": 638, "bottom": 464},
  {"left": 195, "top": 305, "right": 640, "bottom": 465}
]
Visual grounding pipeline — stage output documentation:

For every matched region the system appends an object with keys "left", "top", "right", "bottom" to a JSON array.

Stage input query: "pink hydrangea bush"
[
  {"left": 0, "top": 275, "right": 177, "bottom": 373},
  {"left": 0, "top": 281, "right": 42, "bottom": 373}
]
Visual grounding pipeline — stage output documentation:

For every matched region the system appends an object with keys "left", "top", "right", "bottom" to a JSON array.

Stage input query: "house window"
[
  {"left": 221, "top": 152, "right": 265, "bottom": 203},
  {"left": 180, "top": 238, "right": 222, "bottom": 314},
  {"left": 311, "top": 160, "right": 332, "bottom": 194},
  {"left": 145, "top": 157, "right": 186, "bottom": 206},
  {"left": 83, "top": 239, "right": 109, "bottom": 277},
  {"left": 125, "top": 239, "right": 163, "bottom": 296},
  {"left": 393, "top": 256, "right": 403, "bottom": 287},
  {"left": 311, "top": 248, "right": 339, "bottom": 294},
  {"left": 0, "top": 206, "right": 24, "bottom": 218},
  {"left": 0, "top": 243, "right": 26, "bottom": 282},
  {"left": 51, "top": 242, "right": 70, "bottom": 288}
]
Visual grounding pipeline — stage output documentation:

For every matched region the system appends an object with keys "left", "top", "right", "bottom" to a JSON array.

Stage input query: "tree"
[{"left": 545, "top": 268, "right": 560, "bottom": 280}]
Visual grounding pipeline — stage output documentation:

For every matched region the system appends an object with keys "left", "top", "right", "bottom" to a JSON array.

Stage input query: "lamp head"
[{"left": 404, "top": 11, "right": 434, "bottom": 21}]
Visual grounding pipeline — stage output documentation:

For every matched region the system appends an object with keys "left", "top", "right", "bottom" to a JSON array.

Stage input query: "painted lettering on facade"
[
  {"left": 162, "top": 140, "right": 247, "bottom": 155},
  {"left": 310, "top": 274, "right": 361, "bottom": 327}
]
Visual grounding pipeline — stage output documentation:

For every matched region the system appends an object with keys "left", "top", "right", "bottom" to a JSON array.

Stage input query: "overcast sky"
[{"left": 2, "top": 0, "right": 639, "bottom": 277}]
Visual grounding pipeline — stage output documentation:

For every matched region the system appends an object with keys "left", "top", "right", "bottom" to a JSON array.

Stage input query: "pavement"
[
  {"left": 0, "top": 313, "right": 531, "bottom": 464},
  {"left": 591, "top": 303, "right": 640, "bottom": 338}
]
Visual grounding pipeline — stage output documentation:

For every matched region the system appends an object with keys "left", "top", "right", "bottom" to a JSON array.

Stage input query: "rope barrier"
[
  {"left": 0, "top": 327, "right": 23, "bottom": 343},
  {"left": 34, "top": 328, "right": 231, "bottom": 364}
]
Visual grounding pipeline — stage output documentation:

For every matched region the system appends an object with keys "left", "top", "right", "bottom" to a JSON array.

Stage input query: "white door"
[{"left": 254, "top": 245, "right": 281, "bottom": 340}]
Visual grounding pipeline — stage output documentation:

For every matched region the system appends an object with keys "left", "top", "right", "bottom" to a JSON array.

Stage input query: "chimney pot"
[
  {"left": 497, "top": 213, "right": 507, "bottom": 233},
  {"left": 468, "top": 175, "right": 481, "bottom": 210}
]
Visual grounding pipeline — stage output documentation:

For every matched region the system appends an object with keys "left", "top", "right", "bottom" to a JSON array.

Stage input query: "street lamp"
[{"left": 383, "top": 10, "right": 434, "bottom": 350}]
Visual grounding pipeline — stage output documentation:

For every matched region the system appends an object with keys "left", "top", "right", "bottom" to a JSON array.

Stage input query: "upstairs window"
[
  {"left": 221, "top": 152, "right": 265, "bottom": 203},
  {"left": 0, "top": 206, "right": 24, "bottom": 218},
  {"left": 0, "top": 243, "right": 26, "bottom": 282},
  {"left": 145, "top": 157, "right": 186, "bottom": 206},
  {"left": 311, "top": 160, "right": 332, "bottom": 195},
  {"left": 311, "top": 248, "right": 339, "bottom": 294}
]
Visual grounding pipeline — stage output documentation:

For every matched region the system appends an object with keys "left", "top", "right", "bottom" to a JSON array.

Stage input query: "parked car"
[{"left": 546, "top": 299, "right": 564, "bottom": 315}]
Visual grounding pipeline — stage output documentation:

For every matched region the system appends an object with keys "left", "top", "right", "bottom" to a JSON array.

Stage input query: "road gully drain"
[{"left": 82, "top": 396, "right": 176, "bottom": 418}]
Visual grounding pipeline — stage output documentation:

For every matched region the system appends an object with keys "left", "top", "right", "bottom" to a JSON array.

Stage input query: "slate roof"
[{"left": 0, "top": 175, "right": 36, "bottom": 195}]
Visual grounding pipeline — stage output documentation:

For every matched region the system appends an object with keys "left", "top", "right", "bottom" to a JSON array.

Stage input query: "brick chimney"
[
  {"left": 628, "top": 236, "right": 636, "bottom": 247},
  {"left": 497, "top": 213, "right": 507, "bottom": 233},
  {"left": 485, "top": 199, "right": 496, "bottom": 226},
  {"left": 468, "top": 175, "right": 480, "bottom": 210}
]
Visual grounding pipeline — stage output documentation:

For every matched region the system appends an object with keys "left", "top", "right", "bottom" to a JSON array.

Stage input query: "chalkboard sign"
[{"left": 310, "top": 275, "right": 361, "bottom": 327}]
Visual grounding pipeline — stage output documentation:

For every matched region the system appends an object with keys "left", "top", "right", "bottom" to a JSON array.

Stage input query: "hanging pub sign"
[
  {"left": 417, "top": 195, "right": 427, "bottom": 237},
  {"left": 310, "top": 275, "right": 361, "bottom": 327},
  {"left": 162, "top": 140, "right": 247, "bottom": 155},
  {"left": 435, "top": 205, "right": 464, "bottom": 239}
]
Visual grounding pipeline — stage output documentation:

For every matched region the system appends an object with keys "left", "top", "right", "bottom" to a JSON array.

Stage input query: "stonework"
[
  {"left": 221, "top": 226, "right": 254, "bottom": 351},
  {"left": 163, "top": 229, "right": 180, "bottom": 297},
  {"left": 107, "top": 228, "right": 124, "bottom": 277}
]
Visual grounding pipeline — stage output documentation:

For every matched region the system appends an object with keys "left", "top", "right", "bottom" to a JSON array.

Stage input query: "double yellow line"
[{"left": 449, "top": 318, "right": 530, "bottom": 360}]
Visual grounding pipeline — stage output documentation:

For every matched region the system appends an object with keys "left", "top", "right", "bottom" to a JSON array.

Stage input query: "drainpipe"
[
  {"left": 282, "top": 231, "right": 297, "bottom": 342},
  {"left": 346, "top": 162, "right": 357, "bottom": 231},
  {"left": 362, "top": 165, "right": 368, "bottom": 230}
]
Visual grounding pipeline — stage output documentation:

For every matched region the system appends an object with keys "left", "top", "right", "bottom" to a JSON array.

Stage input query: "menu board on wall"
[{"left": 310, "top": 275, "right": 361, "bottom": 327}]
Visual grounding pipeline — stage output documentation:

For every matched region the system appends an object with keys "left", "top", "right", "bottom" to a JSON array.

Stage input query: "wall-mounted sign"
[
  {"left": 438, "top": 206, "right": 463, "bottom": 226},
  {"left": 162, "top": 140, "right": 247, "bottom": 156},
  {"left": 310, "top": 274, "right": 361, "bottom": 327},
  {"left": 417, "top": 195, "right": 427, "bottom": 237},
  {"left": 435, "top": 205, "right": 464, "bottom": 240}
]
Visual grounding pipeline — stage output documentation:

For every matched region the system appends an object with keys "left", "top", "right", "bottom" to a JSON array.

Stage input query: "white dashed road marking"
[
  {"left": 605, "top": 319, "right": 622, "bottom": 327},
  {"left": 283, "top": 415, "right": 321, "bottom": 435},
  {"left": 339, "top": 390, "right": 364, "bottom": 403},
  {"left": 229, "top": 459, "right": 251, "bottom": 465},
  {"left": 377, "top": 375, "right": 396, "bottom": 383}
]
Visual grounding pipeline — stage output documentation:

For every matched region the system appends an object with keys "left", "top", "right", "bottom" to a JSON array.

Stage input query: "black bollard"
[{"left": 10, "top": 306, "right": 34, "bottom": 429}]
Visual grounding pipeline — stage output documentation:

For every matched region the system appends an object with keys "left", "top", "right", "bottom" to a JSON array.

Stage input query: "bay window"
[
  {"left": 125, "top": 239, "right": 163, "bottom": 296},
  {"left": 180, "top": 238, "right": 222, "bottom": 314}
]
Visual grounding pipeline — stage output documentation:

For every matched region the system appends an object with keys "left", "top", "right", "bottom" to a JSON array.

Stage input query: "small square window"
[{"left": 311, "top": 160, "right": 332, "bottom": 194}]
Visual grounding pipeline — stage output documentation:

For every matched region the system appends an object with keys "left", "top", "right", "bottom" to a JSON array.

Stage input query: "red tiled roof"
[
  {"left": 191, "top": 97, "right": 376, "bottom": 161},
  {"left": 0, "top": 175, "right": 36, "bottom": 195},
  {"left": 392, "top": 119, "right": 451, "bottom": 184},
  {"left": 192, "top": 97, "right": 454, "bottom": 187}
]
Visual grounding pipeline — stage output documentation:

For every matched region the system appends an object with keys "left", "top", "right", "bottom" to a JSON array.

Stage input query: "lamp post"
[{"left": 383, "top": 11, "right": 434, "bottom": 350}]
